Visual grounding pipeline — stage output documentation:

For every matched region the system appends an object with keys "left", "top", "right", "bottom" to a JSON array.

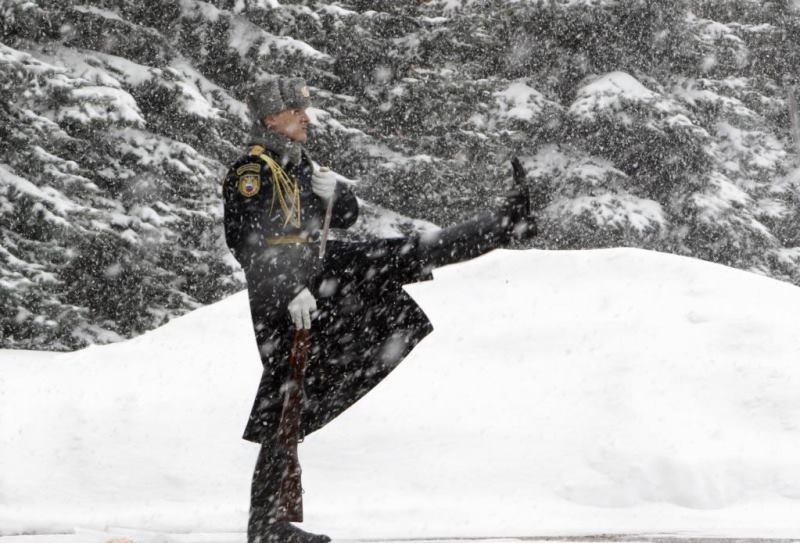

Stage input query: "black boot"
[{"left": 254, "top": 521, "right": 330, "bottom": 543}]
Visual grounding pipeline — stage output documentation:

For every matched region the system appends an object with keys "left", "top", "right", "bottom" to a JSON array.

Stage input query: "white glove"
[
  {"left": 311, "top": 166, "right": 336, "bottom": 201},
  {"left": 287, "top": 287, "right": 317, "bottom": 330}
]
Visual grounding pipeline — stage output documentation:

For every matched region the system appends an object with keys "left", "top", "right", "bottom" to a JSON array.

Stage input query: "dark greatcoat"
[{"left": 223, "top": 145, "right": 434, "bottom": 444}]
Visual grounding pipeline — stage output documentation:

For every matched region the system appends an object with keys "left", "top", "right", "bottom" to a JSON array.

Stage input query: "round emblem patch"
[{"left": 238, "top": 174, "right": 261, "bottom": 197}]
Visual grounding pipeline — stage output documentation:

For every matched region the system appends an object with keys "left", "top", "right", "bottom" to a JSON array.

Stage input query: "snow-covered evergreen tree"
[{"left": 2, "top": 0, "right": 800, "bottom": 350}]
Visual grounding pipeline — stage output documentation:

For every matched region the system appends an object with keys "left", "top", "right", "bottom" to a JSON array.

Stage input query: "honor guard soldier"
[{"left": 223, "top": 77, "right": 536, "bottom": 543}]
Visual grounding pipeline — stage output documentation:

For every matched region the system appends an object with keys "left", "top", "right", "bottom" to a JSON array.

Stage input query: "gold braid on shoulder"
[{"left": 258, "top": 153, "right": 302, "bottom": 228}]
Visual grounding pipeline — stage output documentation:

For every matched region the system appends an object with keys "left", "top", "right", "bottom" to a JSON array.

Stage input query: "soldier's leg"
[
  {"left": 415, "top": 211, "right": 520, "bottom": 269},
  {"left": 249, "top": 440, "right": 330, "bottom": 543},
  {"left": 415, "top": 173, "right": 536, "bottom": 269},
  {"left": 249, "top": 441, "right": 283, "bottom": 542},
  {"left": 318, "top": 213, "right": 522, "bottom": 280}
]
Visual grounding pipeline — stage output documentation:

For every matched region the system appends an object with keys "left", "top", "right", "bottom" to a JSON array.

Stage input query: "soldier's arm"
[{"left": 223, "top": 158, "right": 272, "bottom": 263}]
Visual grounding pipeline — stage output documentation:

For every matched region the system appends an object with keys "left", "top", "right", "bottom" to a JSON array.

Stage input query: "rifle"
[
  {"left": 275, "top": 328, "right": 310, "bottom": 522},
  {"left": 275, "top": 174, "right": 336, "bottom": 522}
]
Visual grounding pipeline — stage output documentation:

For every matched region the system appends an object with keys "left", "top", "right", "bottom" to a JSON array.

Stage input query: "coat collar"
[{"left": 247, "top": 121, "right": 304, "bottom": 166}]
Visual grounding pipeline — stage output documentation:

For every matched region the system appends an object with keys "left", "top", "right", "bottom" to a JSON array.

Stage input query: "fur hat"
[{"left": 246, "top": 77, "right": 311, "bottom": 122}]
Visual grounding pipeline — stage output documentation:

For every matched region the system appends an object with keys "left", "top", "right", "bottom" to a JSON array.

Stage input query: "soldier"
[{"left": 223, "top": 77, "right": 536, "bottom": 543}]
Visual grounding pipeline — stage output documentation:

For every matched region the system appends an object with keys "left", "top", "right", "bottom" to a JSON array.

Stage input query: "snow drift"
[{"left": 1, "top": 248, "right": 800, "bottom": 539}]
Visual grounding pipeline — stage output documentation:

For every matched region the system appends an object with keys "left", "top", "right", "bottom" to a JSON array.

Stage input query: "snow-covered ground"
[{"left": 2, "top": 248, "right": 800, "bottom": 541}]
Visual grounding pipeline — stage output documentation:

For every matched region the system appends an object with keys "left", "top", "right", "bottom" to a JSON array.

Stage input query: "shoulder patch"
[
  {"left": 238, "top": 174, "right": 261, "bottom": 197},
  {"left": 236, "top": 163, "right": 261, "bottom": 176}
]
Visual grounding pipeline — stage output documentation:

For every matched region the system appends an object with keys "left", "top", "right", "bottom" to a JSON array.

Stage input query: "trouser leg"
[
  {"left": 416, "top": 211, "right": 511, "bottom": 269},
  {"left": 249, "top": 442, "right": 283, "bottom": 542}
]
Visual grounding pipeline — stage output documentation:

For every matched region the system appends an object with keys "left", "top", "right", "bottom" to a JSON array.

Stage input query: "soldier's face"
[{"left": 264, "top": 108, "right": 310, "bottom": 142}]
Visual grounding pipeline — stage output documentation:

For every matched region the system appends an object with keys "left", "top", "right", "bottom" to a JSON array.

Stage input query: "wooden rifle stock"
[{"left": 276, "top": 329, "right": 310, "bottom": 522}]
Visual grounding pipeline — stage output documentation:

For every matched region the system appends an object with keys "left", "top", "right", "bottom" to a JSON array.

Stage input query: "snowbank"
[{"left": 1, "top": 248, "right": 800, "bottom": 539}]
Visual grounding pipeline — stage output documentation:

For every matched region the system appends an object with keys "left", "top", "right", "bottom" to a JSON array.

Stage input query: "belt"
[{"left": 266, "top": 235, "right": 310, "bottom": 246}]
